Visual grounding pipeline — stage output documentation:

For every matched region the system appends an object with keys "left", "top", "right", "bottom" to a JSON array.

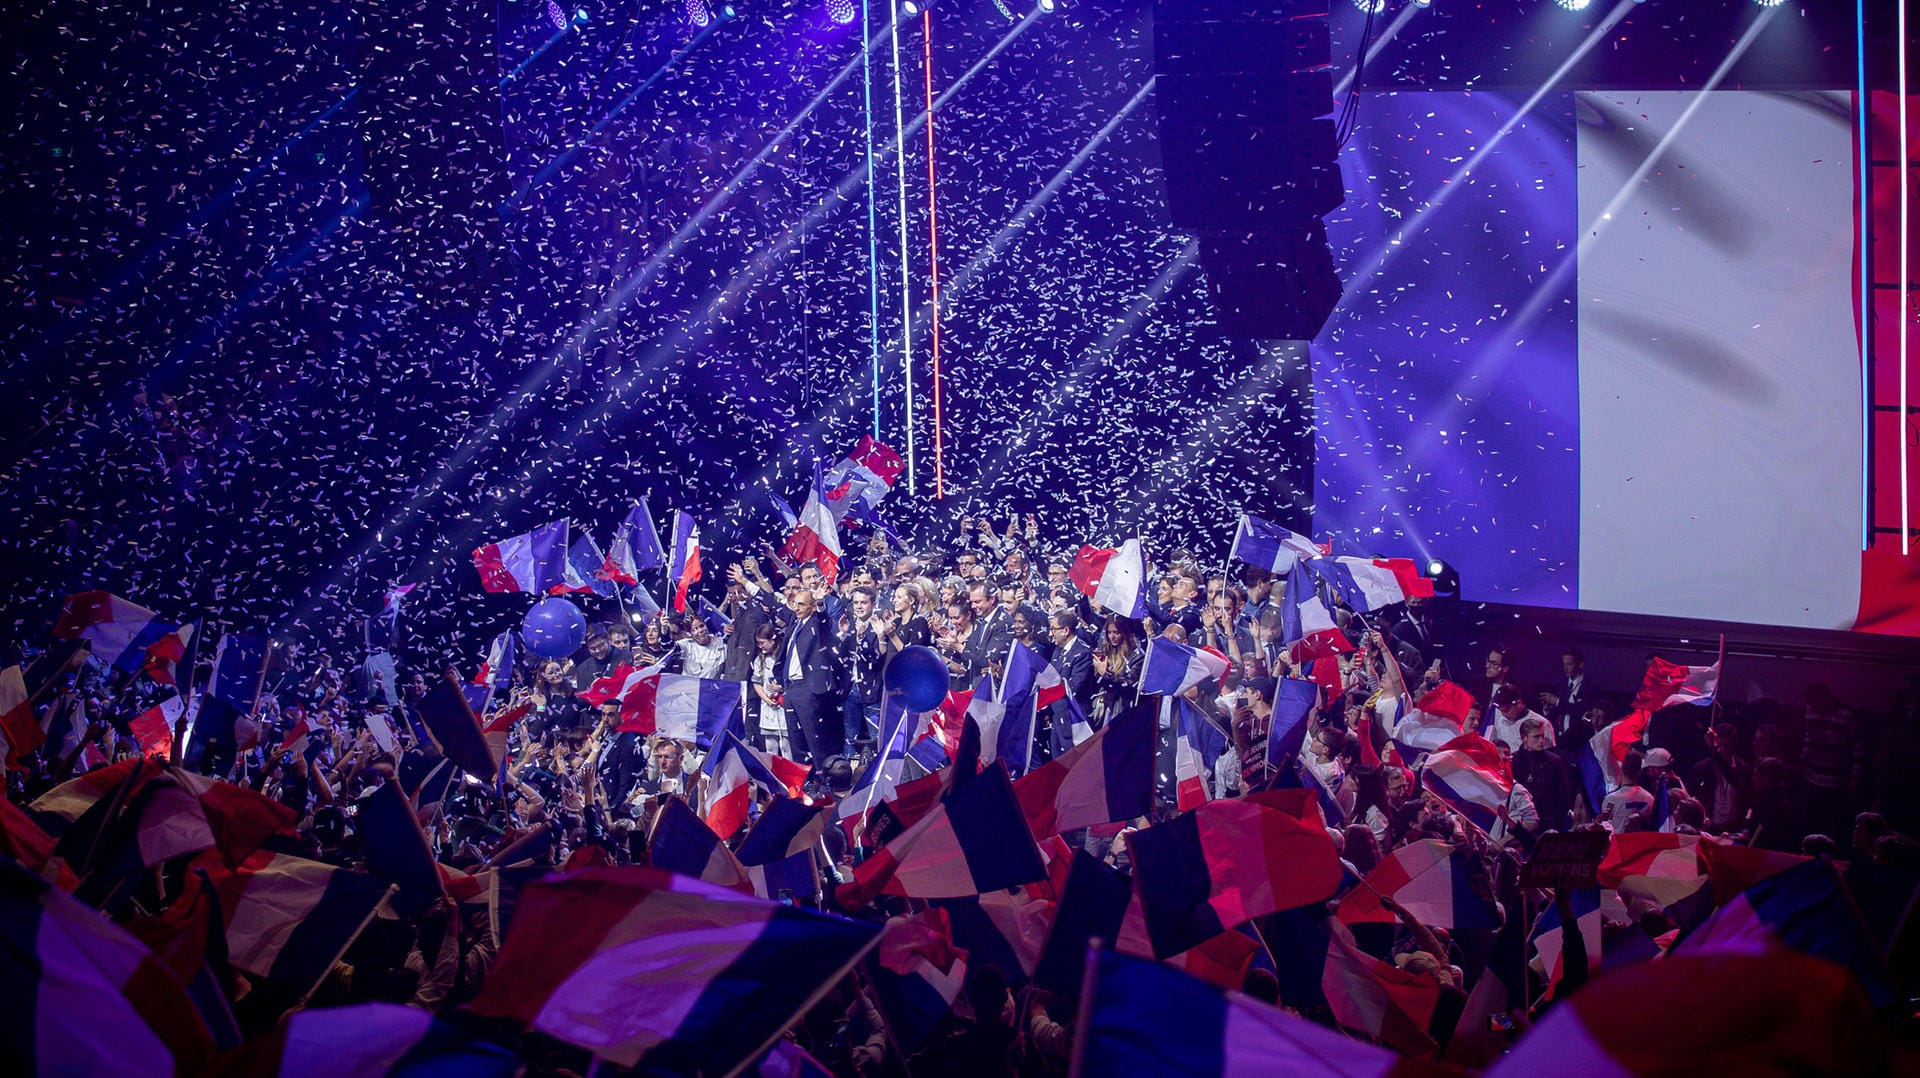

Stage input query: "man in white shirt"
[{"left": 1486, "top": 685, "right": 1554, "bottom": 754}]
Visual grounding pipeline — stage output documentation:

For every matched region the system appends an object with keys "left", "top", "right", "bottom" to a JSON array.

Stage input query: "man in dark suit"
[
  {"left": 1538, "top": 647, "right": 1597, "bottom": 740},
  {"left": 1046, "top": 610, "right": 1096, "bottom": 756},
  {"left": 1388, "top": 595, "right": 1450, "bottom": 673},
  {"left": 963, "top": 581, "right": 1013, "bottom": 680},
  {"left": 778, "top": 588, "right": 843, "bottom": 767}
]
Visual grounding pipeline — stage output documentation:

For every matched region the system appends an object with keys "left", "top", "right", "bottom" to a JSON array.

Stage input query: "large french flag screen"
[{"left": 1312, "top": 90, "right": 1861, "bottom": 630}]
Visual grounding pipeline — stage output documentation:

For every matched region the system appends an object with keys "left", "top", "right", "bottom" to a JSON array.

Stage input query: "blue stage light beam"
[
  {"left": 501, "top": 6, "right": 734, "bottom": 215},
  {"left": 21, "top": 88, "right": 360, "bottom": 369}
]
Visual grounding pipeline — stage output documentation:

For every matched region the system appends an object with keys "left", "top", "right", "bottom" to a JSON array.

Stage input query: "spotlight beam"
[
  {"left": 500, "top": 10, "right": 733, "bottom": 215},
  {"left": 18, "top": 88, "right": 361, "bottom": 375},
  {"left": 966, "top": 240, "right": 1203, "bottom": 495},
  {"left": 938, "top": 76, "right": 1156, "bottom": 310},
  {"left": 1332, "top": 1, "right": 1421, "bottom": 101},
  {"left": 1338, "top": 0, "right": 1638, "bottom": 307},
  {"left": 1401, "top": 4, "right": 1784, "bottom": 472},
  {"left": 286, "top": 11, "right": 1043, "bottom": 630}
]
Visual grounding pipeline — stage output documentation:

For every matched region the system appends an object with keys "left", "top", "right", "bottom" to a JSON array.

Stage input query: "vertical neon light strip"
[
  {"left": 1859, "top": 0, "right": 1872, "bottom": 550},
  {"left": 863, "top": 0, "right": 882, "bottom": 440},
  {"left": 891, "top": 1, "right": 917, "bottom": 495},
  {"left": 924, "top": 9, "right": 946, "bottom": 498},
  {"left": 1903, "top": 0, "right": 1912, "bottom": 553}
]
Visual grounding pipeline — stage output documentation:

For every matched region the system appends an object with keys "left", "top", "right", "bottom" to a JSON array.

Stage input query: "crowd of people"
[{"left": 4, "top": 509, "right": 1917, "bottom": 1075}]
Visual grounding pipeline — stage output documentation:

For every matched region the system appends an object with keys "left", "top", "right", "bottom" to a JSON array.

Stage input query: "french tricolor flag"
[
  {"left": 602, "top": 497, "right": 664, "bottom": 585},
  {"left": 1390, "top": 681, "right": 1472, "bottom": 757},
  {"left": 834, "top": 764, "right": 1048, "bottom": 907},
  {"left": 236, "top": 1003, "right": 518, "bottom": 1077},
  {"left": 1307, "top": 555, "right": 1435, "bottom": 613},
  {"left": 702, "top": 731, "right": 808, "bottom": 840},
  {"left": 1281, "top": 564, "right": 1353, "bottom": 662},
  {"left": 468, "top": 630, "right": 517, "bottom": 714},
  {"left": 1227, "top": 513, "right": 1323, "bottom": 575},
  {"left": 50, "top": 591, "right": 173, "bottom": 671},
  {"left": 635, "top": 672, "right": 743, "bottom": 750},
  {"left": 1633, "top": 644, "right": 1723, "bottom": 711},
  {"left": 649, "top": 794, "right": 753, "bottom": 893},
  {"left": 979, "top": 641, "right": 1056, "bottom": 777},
  {"left": 1419, "top": 732, "right": 1513, "bottom": 832},
  {"left": 1137, "top": 637, "right": 1230, "bottom": 698},
  {"left": 667, "top": 510, "right": 702, "bottom": 612},
  {"left": 467, "top": 867, "right": 881, "bottom": 1073},
  {"left": 1, "top": 665, "right": 45, "bottom": 770},
  {"left": 1169, "top": 697, "right": 1227, "bottom": 812},
  {"left": 781, "top": 471, "right": 844, "bottom": 585},
  {"left": 1069, "top": 538, "right": 1150, "bottom": 619},
  {"left": 1335, "top": 838, "right": 1503, "bottom": 930},
  {"left": 1012, "top": 697, "right": 1155, "bottom": 838},
  {"left": 1083, "top": 949, "right": 1408, "bottom": 1078},
  {"left": 821, "top": 436, "right": 904, "bottom": 523},
  {"left": 550, "top": 530, "right": 614, "bottom": 597},
  {"left": 471, "top": 520, "right": 569, "bottom": 594}
]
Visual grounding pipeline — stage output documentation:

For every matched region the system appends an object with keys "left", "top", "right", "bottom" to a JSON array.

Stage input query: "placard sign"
[{"left": 1519, "top": 830, "right": 1610, "bottom": 890}]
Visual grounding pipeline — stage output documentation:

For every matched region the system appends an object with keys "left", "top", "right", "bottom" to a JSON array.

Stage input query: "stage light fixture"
[
  {"left": 1752, "top": 0, "right": 1787, "bottom": 6},
  {"left": 1424, "top": 558, "right": 1461, "bottom": 596},
  {"left": 826, "top": 0, "right": 855, "bottom": 22},
  {"left": 1410, "top": 0, "right": 1432, "bottom": 7},
  {"left": 1037, "top": 0, "right": 1055, "bottom": 11},
  {"left": 570, "top": 6, "right": 590, "bottom": 26},
  {"left": 1553, "top": 0, "right": 1593, "bottom": 10},
  {"left": 545, "top": 0, "right": 569, "bottom": 30},
  {"left": 1351, "top": 0, "right": 1386, "bottom": 12},
  {"left": 903, "top": 0, "right": 925, "bottom": 13},
  {"left": 685, "top": 0, "right": 712, "bottom": 27}
]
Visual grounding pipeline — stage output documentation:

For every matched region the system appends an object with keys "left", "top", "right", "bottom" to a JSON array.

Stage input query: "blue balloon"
[
  {"left": 522, "top": 597, "right": 587, "bottom": 659},
  {"left": 884, "top": 645, "right": 951, "bottom": 713}
]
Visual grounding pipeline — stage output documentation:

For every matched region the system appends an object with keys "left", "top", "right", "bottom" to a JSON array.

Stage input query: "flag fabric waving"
[
  {"left": 783, "top": 465, "right": 847, "bottom": 585},
  {"left": 1306, "top": 556, "right": 1435, "bottom": 613},
  {"left": 702, "top": 731, "right": 808, "bottom": 840},
  {"left": 196, "top": 846, "right": 394, "bottom": 1001},
  {"left": 1085, "top": 947, "right": 1409, "bottom": 1078},
  {"left": 1227, "top": 513, "right": 1323, "bottom": 576},
  {"left": 1334, "top": 839, "right": 1501, "bottom": 930},
  {"left": 617, "top": 671, "right": 742, "bottom": 749},
  {"left": 667, "top": 510, "right": 703, "bottom": 612},
  {"left": 821, "top": 436, "right": 904, "bottom": 523},
  {"left": 604, "top": 496, "right": 665, "bottom": 583},
  {"left": 1129, "top": 790, "right": 1343, "bottom": 960},
  {"left": 1634, "top": 647, "right": 1723, "bottom": 711},
  {"left": 649, "top": 794, "right": 753, "bottom": 894},
  {"left": 1138, "top": 637, "right": 1231, "bottom": 698},
  {"left": 1, "top": 858, "right": 215, "bottom": 1077},
  {"left": 1281, "top": 564, "right": 1353, "bottom": 662},
  {"left": 141, "top": 620, "right": 197, "bottom": 687},
  {"left": 552, "top": 529, "right": 616, "bottom": 598},
  {"left": 467, "top": 866, "right": 881, "bottom": 1071},
  {"left": 1069, "top": 539, "right": 1151, "bottom": 619},
  {"left": 471, "top": 519, "right": 568, "bottom": 594},
  {"left": 1012, "top": 697, "right": 1155, "bottom": 838},
  {"left": 1, "top": 665, "right": 46, "bottom": 770},
  {"left": 51, "top": 591, "right": 170, "bottom": 671},
  {"left": 835, "top": 764, "right": 1047, "bottom": 907},
  {"left": 1172, "top": 697, "right": 1228, "bottom": 811},
  {"left": 867, "top": 910, "right": 969, "bottom": 1054},
  {"left": 1418, "top": 733, "right": 1513, "bottom": 833},
  {"left": 226, "top": 1002, "right": 519, "bottom": 1078}
]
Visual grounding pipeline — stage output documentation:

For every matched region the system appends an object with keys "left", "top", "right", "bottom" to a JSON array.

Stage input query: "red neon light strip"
[{"left": 924, "top": 9, "right": 945, "bottom": 499}]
